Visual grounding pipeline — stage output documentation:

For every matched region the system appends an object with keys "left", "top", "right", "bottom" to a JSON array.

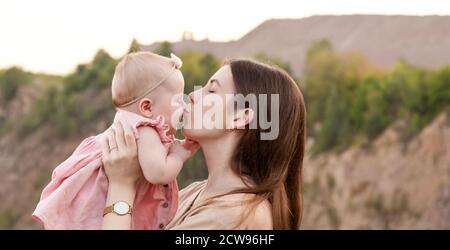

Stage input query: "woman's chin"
[
  {"left": 181, "top": 127, "right": 199, "bottom": 140},
  {"left": 181, "top": 127, "right": 190, "bottom": 136}
]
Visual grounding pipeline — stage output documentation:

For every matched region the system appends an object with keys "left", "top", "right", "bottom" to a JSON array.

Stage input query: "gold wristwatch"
[{"left": 103, "top": 201, "right": 133, "bottom": 217}]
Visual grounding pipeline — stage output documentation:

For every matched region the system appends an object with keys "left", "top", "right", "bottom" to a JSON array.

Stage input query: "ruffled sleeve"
[
  {"left": 135, "top": 114, "right": 174, "bottom": 144},
  {"left": 114, "top": 109, "right": 174, "bottom": 145}
]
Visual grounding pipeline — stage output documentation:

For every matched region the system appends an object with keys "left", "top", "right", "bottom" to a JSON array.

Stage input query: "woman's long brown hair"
[{"left": 222, "top": 59, "right": 307, "bottom": 229}]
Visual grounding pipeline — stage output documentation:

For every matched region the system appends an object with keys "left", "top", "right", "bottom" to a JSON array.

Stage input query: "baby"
[{"left": 32, "top": 52, "right": 193, "bottom": 229}]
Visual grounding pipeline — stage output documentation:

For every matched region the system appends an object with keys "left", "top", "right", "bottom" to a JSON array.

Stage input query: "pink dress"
[{"left": 32, "top": 109, "right": 178, "bottom": 230}]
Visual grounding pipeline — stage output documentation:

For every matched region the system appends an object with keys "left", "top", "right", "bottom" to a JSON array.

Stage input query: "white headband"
[{"left": 117, "top": 53, "right": 183, "bottom": 108}]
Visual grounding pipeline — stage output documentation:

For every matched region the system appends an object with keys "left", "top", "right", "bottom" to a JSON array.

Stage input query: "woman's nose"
[
  {"left": 188, "top": 88, "right": 204, "bottom": 104},
  {"left": 188, "top": 92, "right": 195, "bottom": 104}
]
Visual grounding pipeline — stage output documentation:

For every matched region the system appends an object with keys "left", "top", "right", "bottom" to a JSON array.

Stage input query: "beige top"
[{"left": 165, "top": 180, "right": 273, "bottom": 230}]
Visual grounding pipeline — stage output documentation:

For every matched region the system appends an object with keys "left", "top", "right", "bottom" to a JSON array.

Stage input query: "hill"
[{"left": 144, "top": 15, "right": 450, "bottom": 77}]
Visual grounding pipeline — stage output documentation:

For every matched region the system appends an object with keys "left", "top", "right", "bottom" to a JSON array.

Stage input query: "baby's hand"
[
  {"left": 181, "top": 138, "right": 200, "bottom": 155},
  {"left": 170, "top": 139, "right": 200, "bottom": 162}
]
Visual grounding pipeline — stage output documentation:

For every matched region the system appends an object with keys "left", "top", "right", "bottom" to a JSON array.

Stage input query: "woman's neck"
[{"left": 199, "top": 133, "right": 245, "bottom": 197}]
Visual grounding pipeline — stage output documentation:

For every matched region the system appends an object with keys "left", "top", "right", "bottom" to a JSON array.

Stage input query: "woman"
[{"left": 101, "top": 59, "right": 307, "bottom": 229}]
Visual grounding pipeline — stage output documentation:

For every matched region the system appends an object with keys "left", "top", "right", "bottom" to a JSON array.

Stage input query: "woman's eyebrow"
[{"left": 210, "top": 79, "right": 221, "bottom": 87}]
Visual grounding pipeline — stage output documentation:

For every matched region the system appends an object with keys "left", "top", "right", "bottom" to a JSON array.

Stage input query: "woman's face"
[{"left": 182, "top": 65, "right": 237, "bottom": 141}]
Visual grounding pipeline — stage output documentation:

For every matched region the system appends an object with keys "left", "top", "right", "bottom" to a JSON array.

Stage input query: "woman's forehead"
[{"left": 211, "top": 65, "right": 234, "bottom": 91}]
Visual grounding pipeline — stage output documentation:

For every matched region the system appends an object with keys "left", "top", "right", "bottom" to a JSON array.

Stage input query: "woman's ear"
[
  {"left": 138, "top": 98, "right": 153, "bottom": 118},
  {"left": 232, "top": 108, "right": 254, "bottom": 130}
]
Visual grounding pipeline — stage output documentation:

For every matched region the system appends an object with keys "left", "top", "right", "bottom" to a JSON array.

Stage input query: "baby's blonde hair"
[{"left": 111, "top": 51, "right": 173, "bottom": 107}]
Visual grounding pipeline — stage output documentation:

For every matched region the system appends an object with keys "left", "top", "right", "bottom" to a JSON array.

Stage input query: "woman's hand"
[
  {"left": 101, "top": 121, "right": 143, "bottom": 187},
  {"left": 100, "top": 121, "right": 143, "bottom": 230}
]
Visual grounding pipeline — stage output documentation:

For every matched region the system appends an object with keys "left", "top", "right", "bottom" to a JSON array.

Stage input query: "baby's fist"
[{"left": 170, "top": 139, "right": 198, "bottom": 162}]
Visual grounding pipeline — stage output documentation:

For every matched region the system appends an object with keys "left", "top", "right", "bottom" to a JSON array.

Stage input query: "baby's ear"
[{"left": 138, "top": 98, "right": 153, "bottom": 118}]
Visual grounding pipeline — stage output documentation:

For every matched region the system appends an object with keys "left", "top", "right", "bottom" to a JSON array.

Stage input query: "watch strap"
[{"left": 103, "top": 205, "right": 114, "bottom": 216}]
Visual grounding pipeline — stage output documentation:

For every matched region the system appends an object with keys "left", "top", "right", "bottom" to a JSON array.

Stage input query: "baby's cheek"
[
  {"left": 162, "top": 105, "right": 179, "bottom": 126},
  {"left": 172, "top": 105, "right": 184, "bottom": 119}
]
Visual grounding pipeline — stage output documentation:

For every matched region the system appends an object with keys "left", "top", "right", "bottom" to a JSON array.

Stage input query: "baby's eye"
[{"left": 208, "top": 90, "right": 215, "bottom": 93}]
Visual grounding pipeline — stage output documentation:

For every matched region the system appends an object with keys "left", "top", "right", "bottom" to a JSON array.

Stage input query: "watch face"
[{"left": 114, "top": 201, "right": 130, "bottom": 215}]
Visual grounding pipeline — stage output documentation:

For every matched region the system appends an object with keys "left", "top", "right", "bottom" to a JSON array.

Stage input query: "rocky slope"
[{"left": 301, "top": 112, "right": 450, "bottom": 229}]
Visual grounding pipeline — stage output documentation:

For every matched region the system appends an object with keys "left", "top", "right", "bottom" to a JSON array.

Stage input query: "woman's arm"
[{"left": 101, "top": 122, "right": 143, "bottom": 230}]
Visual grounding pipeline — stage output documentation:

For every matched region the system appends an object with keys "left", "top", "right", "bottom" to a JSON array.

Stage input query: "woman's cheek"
[
  {"left": 185, "top": 93, "right": 226, "bottom": 130},
  {"left": 183, "top": 102, "right": 205, "bottom": 131}
]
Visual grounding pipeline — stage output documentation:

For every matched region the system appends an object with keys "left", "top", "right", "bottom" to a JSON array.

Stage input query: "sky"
[{"left": 1, "top": 0, "right": 450, "bottom": 75}]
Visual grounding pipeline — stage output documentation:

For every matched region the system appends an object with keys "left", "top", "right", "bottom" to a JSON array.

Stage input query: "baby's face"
[{"left": 149, "top": 69, "right": 185, "bottom": 133}]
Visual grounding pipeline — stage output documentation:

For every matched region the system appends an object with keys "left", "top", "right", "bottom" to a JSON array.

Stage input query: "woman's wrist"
[
  {"left": 108, "top": 178, "right": 138, "bottom": 189},
  {"left": 102, "top": 182, "right": 136, "bottom": 230},
  {"left": 106, "top": 181, "right": 137, "bottom": 206}
]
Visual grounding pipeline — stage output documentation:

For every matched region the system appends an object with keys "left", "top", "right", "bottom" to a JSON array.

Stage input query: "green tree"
[
  {"left": 0, "top": 67, "right": 30, "bottom": 103},
  {"left": 18, "top": 50, "right": 117, "bottom": 138},
  {"left": 156, "top": 41, "right": 173, "bottom": 57},
  {"left": 254, "top": 52, "right": 293, "bottom": 75},
  {"left": 63, "top": 49, "right": 116, "bottom": 94},
  {"left": 180, "top": 50, "right": 221, "bottom": 93},
  {"left": 304, "top": 39, "right": 387, "bottom": 153},
  {"left": 128, "top": 38, "right": 141, "bottom": 53},
  {"left": 306, "top": 38, "right": 333, "bottom": 63}
]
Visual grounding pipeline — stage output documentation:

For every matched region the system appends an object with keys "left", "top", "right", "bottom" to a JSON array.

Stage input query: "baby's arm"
[{"left": 137, "top": 127, "right": 189, "bottom": 185}]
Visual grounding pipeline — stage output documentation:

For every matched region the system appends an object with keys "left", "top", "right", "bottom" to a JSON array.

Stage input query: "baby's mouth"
[
  {"left": 179, "top": 113, "right": 184, "bottom": 123},
  {"left": 175, "top": 111, "right": 186, "bottom": 129}
]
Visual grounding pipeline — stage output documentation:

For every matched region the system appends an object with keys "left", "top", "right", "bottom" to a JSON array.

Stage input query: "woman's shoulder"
[
  {"left": 196, "top": 195, "right": 272, "bottom": 229},
  {"left": 179, "top": 180, "right": 207, "bottom": 198},
  {"left": 171, "top": 191, "right": 272, "bottom": 230},
  {"left": 170, "top": 180, "right": 273, "bottom": 230},
  {"left": 218, "top": 194, "right": 273, "bottom": 229},
  {"left": 245, "top": 199, "right": 273, "bottom": 229}
]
